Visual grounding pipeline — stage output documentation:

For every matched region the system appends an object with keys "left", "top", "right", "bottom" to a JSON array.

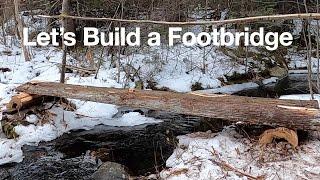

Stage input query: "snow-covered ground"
[
  {"left": 0, "top": 33, "right": 245, "bottom": 165},
  {"left": 160, "top": 127, "right": 320, "bottom": 180}
]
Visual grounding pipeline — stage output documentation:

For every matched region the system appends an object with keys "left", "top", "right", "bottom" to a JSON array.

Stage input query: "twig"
[
  {"left": 210, "top": 148, "right": 264, "bottom": 180},
  {"left": 210, "top": 159, "right": 264, "bottom": 180}
]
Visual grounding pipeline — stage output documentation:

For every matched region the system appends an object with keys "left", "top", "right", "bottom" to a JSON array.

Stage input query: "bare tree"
[
  {"left": 302, "top": 0, "right": 314, "bottom": 99},
  {"left": 14, "top": 0, "right": 31, "bottom": 61},
  {"left": 60, "top": 0, "right": 71, "bottom": 83},
  {"left": 116, "top": 0, "right": 125, "bottom": 83},
  {"left": 317, "top": 0, "right": 320, "bottom": 93}
]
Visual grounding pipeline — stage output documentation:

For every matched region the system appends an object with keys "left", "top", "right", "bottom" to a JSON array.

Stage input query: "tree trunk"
[
  {"left": 16, "top": 82, "right": 320, "bottom": 131},
  {"left": 60, "top": 0, "right": 72, "bottom": 83},
  {"left": 14, "top": 0, "right": 31, "bottom": 61},
  {"left": 61, "top": 0, "right": 74, "bottom": 33},
  {"left": 303, "top": 0, "right": 314, "bottom": 99}
]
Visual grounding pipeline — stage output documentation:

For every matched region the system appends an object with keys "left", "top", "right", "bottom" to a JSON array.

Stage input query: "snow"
[
  {"left": 262, "top": 77, "right": 278, "bottom": 84},
  {"left": 196, "top": 77, "right": 278, "bottom": 94},
  {"left": 73, "top": 100, "right": 118, "bottom": 118},
  {"left": 292, "top": 19, "right": 320, "bottom": 36},
  {"left": 25, "top": 114, "right": 39, "bottom": 124},
  {"left": 15, "top": 124, "right": 59, "bottom": 146},
  {"left": 287, "top": 52, "right": 320, "bottom": 71},
  {"left": 0, "top": 37, "right": 165, "bottom": 164},
  {"left": 280, "top": 94, "right": 320, "bottom": 101},
  {"left": 280, "top": 94, "right": 320, "bottom": 108},
  {"left": 197, "top": 82, "right": 258, "bottom": 94},
  {"left": 114, "top": 112, "right": 162, "bottom": 126},
  {"left": 160, "top": 127, "right": 320, "bottom": 179},
  {"left": 119, "top": 44, "right": 247, "bottom": 92},
  {"left": 157, "top": 74, "right": 221, "bottom": 93},
  {"left": 0, "top": 139, "right": 24, "bottom": 164}
]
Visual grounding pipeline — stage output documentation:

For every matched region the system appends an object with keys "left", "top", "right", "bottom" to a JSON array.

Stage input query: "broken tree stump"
[
  {"left": 16, "top": 82, "right": 320, "bottom": 131},
  {"left": 6, "top": 92, "right": 42, "bottom": 112}
]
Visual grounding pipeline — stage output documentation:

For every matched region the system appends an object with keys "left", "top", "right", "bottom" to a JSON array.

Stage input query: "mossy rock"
[
  {"left": 269, "top": 66, "right": 288, "bottom": 77},
  {"left": 191, "top": 82, "right": 204, "bottom": 91},
  {"left": 135, "top": 80, "right": 144, "bottom": 90},
  {"left": 2, "top": 120, "right": 19, "bottom": 139},
  {"left": 226, "top": 72, "right": 254, "bottom": 83}
]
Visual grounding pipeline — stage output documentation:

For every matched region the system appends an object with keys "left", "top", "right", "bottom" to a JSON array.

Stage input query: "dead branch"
[{"left": 35, "top": 13, "right": 320, "bottom": 25}]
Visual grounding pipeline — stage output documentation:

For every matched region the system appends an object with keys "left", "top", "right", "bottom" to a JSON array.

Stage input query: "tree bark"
[
  {"left": 60, "top": 0, "right": 72, "bottom": 83},
  {"left": 16, "top": 82, "right": 320, "bottom": 131},
  {"left": 14, "top": 0, "right": 31, "bottom": 61},
  {"left": 61, "top": 0, "right": 74, "bottom": 33}
]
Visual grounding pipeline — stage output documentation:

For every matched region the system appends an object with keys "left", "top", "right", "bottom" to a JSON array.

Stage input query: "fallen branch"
[
  {"left": 35, "top": 13, "right": 320, "bottom": 25},
  {"left": 210, "top": 147, "right": 264, "bottom": 180},
  {"left": 62, "top": 64, "right": 96, "bottom": 74},
  {"left": 211, "top": 159, "right": 264, "bottom": 180}
]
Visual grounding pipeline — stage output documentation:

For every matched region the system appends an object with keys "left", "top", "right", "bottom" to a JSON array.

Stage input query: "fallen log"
[
  {"left": 16, "top": 82, "right": 320, "bottom": 131},
  {"left": 63, "top": 64, "right": 96, "bottom": 74},
  {"left": 6, "top": 92, "right": 42, "bottom": 112}
]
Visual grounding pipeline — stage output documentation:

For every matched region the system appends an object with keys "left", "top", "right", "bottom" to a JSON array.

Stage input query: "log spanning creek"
[{"left": 0, "top": 76, "right": 316, "bottom": 179}]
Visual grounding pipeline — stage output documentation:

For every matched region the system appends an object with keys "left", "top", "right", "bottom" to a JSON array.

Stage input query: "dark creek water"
[
  {"left": 234, "top": 75, "right": 313, "bottom": 98},
  {"left": 0, "top": 109, "right": 230, "bottom": 179}
]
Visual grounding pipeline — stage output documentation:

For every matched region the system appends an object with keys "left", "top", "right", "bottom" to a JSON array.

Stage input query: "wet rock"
[
  {"left": 0, "top": 169, "right": 10, "bottom": 179},
  {"left": 11, "top": 156, "right": 98, "bottom": 180},
  {"left": 91, "top": 162, "right": 129, "bottom": 180},
  {"left": 233, "top": 84, "right": 277, "bottom": 97},
  {"left": 269, "top": 66, "right": 287, "bottom": 77},
  {"left": 0, "top": 145, "right": 99, "bottom": 180}
]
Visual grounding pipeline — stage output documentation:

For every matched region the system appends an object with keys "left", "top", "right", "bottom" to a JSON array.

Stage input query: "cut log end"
[{"left": 6, "top": 93, "right": 42, "bottom": 112}]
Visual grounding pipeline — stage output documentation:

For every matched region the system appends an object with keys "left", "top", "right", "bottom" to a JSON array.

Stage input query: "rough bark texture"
[
  {"left": 60, "top": 0, "right": 71, "bottom": 83},
  {"left": 14, "top": 0, "right": 30, "bottom": 61},
  {"left": 17, "top": 82, "right": 320, "bottom": 131}
]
